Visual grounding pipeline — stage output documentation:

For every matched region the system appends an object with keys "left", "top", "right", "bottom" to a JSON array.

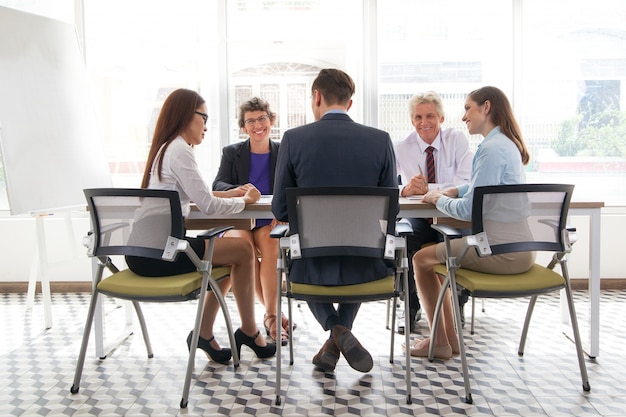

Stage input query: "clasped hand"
[
  {"left": 423, "top": 187, "right": 458, "bottom": 205},
  {"left": 227, "top": 183, "right": 261, "bottom": 204}
]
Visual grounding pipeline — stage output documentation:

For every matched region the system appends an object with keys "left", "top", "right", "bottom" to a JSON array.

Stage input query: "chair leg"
[
  {"left": 560, "top": 262, "right": 591, "bottom": 392},
  {"left": 470, "top": 296, "right": 476, "bottom": 335},
  {"left": 448, "top": 275, "right": 472, "bottom": 404},
  {"left": 212, "top": 282, "right": 239, "bottom": 368},
  {"left": 180, "top": 287, "right": 206, "bottom": 409},
  {"left": 390, "top": 295, "right": 397, "bottom": 362},
  {"left": 287, "top": 296, "right": 294, "bottom": 365},
  {"left": 385, "top": 299, "right": 391, "bottom": 330},
  {"left": 180, "top": 271, "right": 237, "bottom": 409},
  {"left": 70, "top": 290, "right": 100, "bottom": 394},
  {"left": 428, "top": 275, "right": 449, "bottom": 361},
  {"left": 518, "top": 295, "right": 537, "bottom": 355},
  {"left": 275, "top": 263, "right": 285, "bottom": 406},
  {"left": 131, "top": 301, "right": 153, "bottom": 358},
  {"left": 402, "top": 269, "right": 412, "bottom": 404}
]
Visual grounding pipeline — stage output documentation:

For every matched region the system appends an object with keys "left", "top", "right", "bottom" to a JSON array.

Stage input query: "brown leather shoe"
[
  {"left": 312, "top": 338, "right": 340, "bottom": 372},
  {"left": 331, "top": 325, "right": 373, "bottom": 373}
]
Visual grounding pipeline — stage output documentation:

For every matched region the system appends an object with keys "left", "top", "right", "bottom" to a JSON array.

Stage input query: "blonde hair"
[{"left": 408, "top": 91, "right": 445, "bottom": 118}]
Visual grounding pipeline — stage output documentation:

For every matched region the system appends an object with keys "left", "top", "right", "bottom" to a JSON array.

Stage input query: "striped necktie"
[{"left": 425, "top": 146, "right": 436, "bottom": 184}]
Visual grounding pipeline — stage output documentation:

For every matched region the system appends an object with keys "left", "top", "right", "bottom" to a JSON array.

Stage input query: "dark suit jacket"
[
  {"left": 272, "top": 112, "right": 398, "bottom": 286},
  {"left": 213, "top": 138, "right": 280, "bottom": 192}
]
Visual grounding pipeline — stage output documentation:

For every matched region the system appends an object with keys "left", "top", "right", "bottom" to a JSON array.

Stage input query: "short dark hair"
[
  {"left": 238, "top": 97, "right": 276, "bottom": 128},
  {"left": 311, "top": 68, "right": 355, "bottom": 106}
]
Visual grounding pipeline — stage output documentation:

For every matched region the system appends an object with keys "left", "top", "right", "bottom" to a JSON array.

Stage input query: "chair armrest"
[
  {"left": 395, "top": 221, "right": 413, "bottom": 236},
  {"left": 566, "top": 225, "right": 577, "bottom": 244},
  {"left": 431, "top": 223, "right": 463, "bottom": 239},
  {"left": 538, "top": 219, "right": 578, "bottom": 245},
  {"left": 196, "top": 226, "right": 234, "bottom": 239},
  {"left": 83, "top": 222, "right": 130, "bottom": 254},
  {"left": 270, "top": 224, "right": 289, "bottom": 238}
]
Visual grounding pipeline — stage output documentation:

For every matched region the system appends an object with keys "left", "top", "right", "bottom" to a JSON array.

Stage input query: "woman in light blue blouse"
[{"left": 408, "top": 86, "right": 532, "bottom": 360}]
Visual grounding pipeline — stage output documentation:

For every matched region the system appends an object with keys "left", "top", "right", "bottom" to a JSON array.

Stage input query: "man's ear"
[
  {"left": 313, "top": 89, "right": 322, "bottom": 107},
  {"left": 346, "top": 98, "right": 353, "bottom": 111}
]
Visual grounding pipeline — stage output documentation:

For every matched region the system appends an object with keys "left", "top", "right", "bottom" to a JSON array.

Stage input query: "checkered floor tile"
[{"left": 1, "top": 289, "right": 625, "bottom": 416}]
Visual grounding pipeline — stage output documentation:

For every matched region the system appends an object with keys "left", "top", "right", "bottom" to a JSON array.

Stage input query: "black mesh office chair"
[
  {"left": 429, "top": 183, "right": 590, "bottom": 404},
  {"left": 70, "top": 188, "right": 237, "bottom": 408},
  {"left": 271, "top": 186, "right": 414, "bottom": 405}
]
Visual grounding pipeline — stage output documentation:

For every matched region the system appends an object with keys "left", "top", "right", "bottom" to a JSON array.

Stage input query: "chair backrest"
[
  {"left": 285, "top": 186, "right": 399, "bottom": 259},
  {"left": 84, "top": 188, "right": 184, "bottom": 259},
  {"left": 471, "top": 184, "right": 575, "bottom": 255}
]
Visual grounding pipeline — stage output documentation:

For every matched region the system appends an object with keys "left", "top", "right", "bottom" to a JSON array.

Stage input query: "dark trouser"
[
  {"left": 405, "top": 218, "right": 443, "bottom": 315},
  {"left": 308, "top": 302, "right": 361, "bottom": 332}
]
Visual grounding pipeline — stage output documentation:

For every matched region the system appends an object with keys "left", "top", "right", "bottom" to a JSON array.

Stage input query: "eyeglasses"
[
  {"left": 244, "top": 115, "right": 270, "bottom": 126},
  {"left": 195, "top": 111, "right": 208, "bottom": 125}
]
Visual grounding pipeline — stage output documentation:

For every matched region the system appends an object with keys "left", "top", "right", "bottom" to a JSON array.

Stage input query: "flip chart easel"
[
  {"left": 24, "top": 210, "right": 81, "bottom": 328},
  {"left": 0, "top": 7, "right": 112, "bottom": 328}
]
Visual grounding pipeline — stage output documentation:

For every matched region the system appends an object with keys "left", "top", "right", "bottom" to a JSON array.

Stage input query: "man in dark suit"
[{"left": 272, "top": 68, "right": 398, "bottom": 373}]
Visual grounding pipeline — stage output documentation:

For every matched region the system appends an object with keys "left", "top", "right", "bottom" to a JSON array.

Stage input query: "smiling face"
[
  {"left": 181, "top": 103, "right": 208, "bottom": 146},
  {"left": 243, "top": 110, "right": 272, "bottom": 145},
  {"left": 410, "top": 102, "right": 444, "bottom": 144},
  {"left": 462, "top": 97, "right": 489, "bottom": 136}
]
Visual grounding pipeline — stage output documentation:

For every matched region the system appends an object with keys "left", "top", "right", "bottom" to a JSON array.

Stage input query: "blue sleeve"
[{"left": 457, "top": 183, "right": 470, "bottom": 197}]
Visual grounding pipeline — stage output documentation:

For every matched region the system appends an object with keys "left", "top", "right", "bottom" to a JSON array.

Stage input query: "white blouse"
[{"left": 148, "top": 136, "right": 245, "bottom": 217}]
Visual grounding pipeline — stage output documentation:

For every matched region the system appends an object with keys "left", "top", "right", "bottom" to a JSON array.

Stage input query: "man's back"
[
  {"left": 272, "top": 112, "right": 398, "bottom": 286},
  {"left": 271, "top": 67, "right": 393, "bottom": 373},
  {"left": 272, "top": 112, "right": 397, "bottom": 219}
]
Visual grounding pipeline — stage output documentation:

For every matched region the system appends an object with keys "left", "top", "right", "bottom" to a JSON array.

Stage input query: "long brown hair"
[
  {"left": 141, "top": 89, "right": 205, "bottom": 188},
  {"left": 468, "top": 86, "right": 530, "bottom": 165}
]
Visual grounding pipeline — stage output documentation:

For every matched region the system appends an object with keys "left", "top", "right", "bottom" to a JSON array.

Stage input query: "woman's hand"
[
  {"left": 242, "top": 185, "right": 261, "bottom": 204},
  {"left": 269, "top": 218, "right": 288, "bottom": 228},
  {"left": 442, "top": 187, "right": 458, "bottom": 198},
  {"left": 222, "top": 183, "right": 254, "bottom": 198},
  {"left": 423, "top": 189, "right": 443, "bottom": 205}
]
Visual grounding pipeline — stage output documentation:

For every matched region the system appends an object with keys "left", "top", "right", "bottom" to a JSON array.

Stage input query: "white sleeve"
[{"left": 169, "top": 144, "right": 245, "bottom": 215}]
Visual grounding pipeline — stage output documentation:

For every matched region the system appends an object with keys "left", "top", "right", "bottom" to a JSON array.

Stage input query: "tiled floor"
[{"left": 1, "top": 289, "right": 625, "bottom": 416}]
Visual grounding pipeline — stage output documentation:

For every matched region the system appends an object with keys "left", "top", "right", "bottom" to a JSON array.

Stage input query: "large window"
[
  {"left": 1, "top": 0, "right": 625, "bottom": 209},
  {"left": 225, "top": 0, "right": 362, "bottom": 140},
  {"left": 377, "top": 0, "right": 626, "bottom": 205}
]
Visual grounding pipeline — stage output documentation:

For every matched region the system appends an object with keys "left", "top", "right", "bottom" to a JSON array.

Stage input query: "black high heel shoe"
[
  {"left": 186, "top": 330, "right": 232, "bottom": 364},
  {"left": 235, "top": 328, "right": 276, "bottom": 359}
]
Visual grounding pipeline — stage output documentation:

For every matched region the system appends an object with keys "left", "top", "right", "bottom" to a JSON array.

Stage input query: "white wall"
[{"left": 0, "top": 208, "right": 623, "bottom": 282}]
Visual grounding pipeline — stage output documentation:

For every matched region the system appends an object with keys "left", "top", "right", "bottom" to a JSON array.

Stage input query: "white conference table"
[
  {"left": 92, "top": 196, "right": 603, "bottom": 358},
  {"left": 187, "top": 196, "right": 603, "bottom": 358}
]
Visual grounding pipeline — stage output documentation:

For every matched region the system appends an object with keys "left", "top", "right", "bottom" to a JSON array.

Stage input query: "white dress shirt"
[{"left": 394, "top": 127, "right": 473, "bottom": 191}]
